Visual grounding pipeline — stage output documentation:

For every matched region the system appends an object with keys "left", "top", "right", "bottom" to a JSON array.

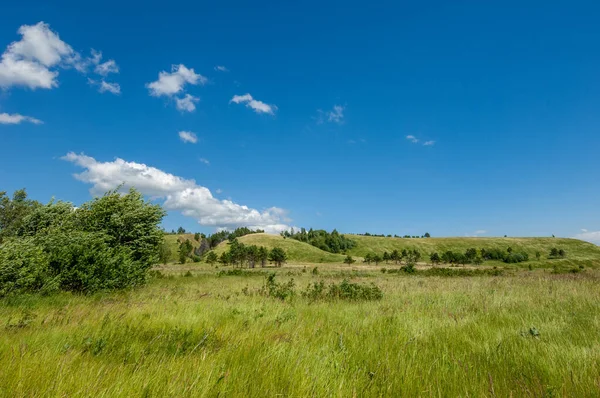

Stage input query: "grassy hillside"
[
  {"left": 346, "top": 235, "right": 600, "bottom": 268},
  {"left": 212, "top": 233, "right": 345, "bottom": 263},
  {"left": 164, "top": 233, "right": 600, "bottom": 268},
  {"left": 163, "top": 234, "right": 203, "bottom": 262}
]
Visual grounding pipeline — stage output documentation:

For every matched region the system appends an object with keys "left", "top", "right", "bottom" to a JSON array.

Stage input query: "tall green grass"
[{"left": 1, "top": 267, "right": 599, "bottom": 396}]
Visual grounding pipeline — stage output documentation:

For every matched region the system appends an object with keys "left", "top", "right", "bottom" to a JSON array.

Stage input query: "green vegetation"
[
  {"left": 0, "top": 188, "right": 164, "bottom": 296},
  {"left": 282, "top": 228, "right": 356, "bottom": 253},
  {"left": 1, "top": 267, "right": 599, "bottom": 396}
]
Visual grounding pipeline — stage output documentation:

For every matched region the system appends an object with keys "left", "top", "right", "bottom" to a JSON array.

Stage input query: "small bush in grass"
[
  {"left": 302, "top": 279, "right": 383, "bottom": 302},
  {"left": 311, "top": 267, "right": 319, "bottom": 275},
  {"left": 260, "top": 274, "right": 295, "bottom": 301}
]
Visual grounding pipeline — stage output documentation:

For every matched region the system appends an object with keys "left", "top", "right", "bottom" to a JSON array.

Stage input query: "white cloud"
[
  {"left": 214, "top": 65, "right": 229, "bottom": 72},
  {"left": 146, "top": 64, "right": 206, "bottom": 97},
  {"left": 94, "top": 59, "right": 118, "bottom": 76},
  {"left": 230, "top": 93, "right": 276, "bottom": 115},
  {"left": 87, "top": 78, "right": 121, "bottom": 95},
  {"left": 0, "top": 22, "right": 119, "bottom": 93},
  {"left": 328, "top": 105, "right": 344, "bottom": 124},
  {"left": 99, "top": 80, "right": 120, "bottom": 94},
  {"left": 573, "top": 230, "right": 600, "bottom": 245},
  {"left": 175, "top": 94, "right": 199, "bottom": 112},
  {"left": 0, "top": 112, "right": 43, "bottom": 124},
  {"left": 199, "top": 157, "right": 210, "bottom": 165},
  {"left": 423, "top": 140, "right": 435, "bottom": 146},
  {"left": 474, "top": 230, "right": 486, "bottom": 235},
  {"left": 215, "top": 188, "right": 223, "bottom": 194},
  {"left": 0, "top": 22, "right": 76, "bottom": 89},
  {"left": 62, "top": 152, "right": 292, "bottom": 232},
  {"left": 581, "top": 228, "right": 588, "bottom": 232},
  {"left": 406, "top": 135, "right": 419, "bottom": 143},
  {"left": 178, "top": 131, "right": 197, "bottom": 144}
]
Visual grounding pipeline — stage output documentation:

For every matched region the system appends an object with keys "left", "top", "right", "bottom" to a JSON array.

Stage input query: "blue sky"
[{"left": 1, "top": 1, "right": 599, "bottom": 243}]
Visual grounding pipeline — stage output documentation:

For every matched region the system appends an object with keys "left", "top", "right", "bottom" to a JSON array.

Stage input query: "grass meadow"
[{"left": 1, "top": 264, "right": 599, "bottom": 397}]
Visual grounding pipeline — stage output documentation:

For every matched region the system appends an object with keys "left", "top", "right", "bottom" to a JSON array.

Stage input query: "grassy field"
[{"left": 1, "top": 265, "right": 600, "bottom": 396}]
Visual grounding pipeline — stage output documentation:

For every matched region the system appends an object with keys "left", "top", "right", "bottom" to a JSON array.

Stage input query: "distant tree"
[
  {"left": 219, "top": 252, "right": 231, "bottom": 266},
  {"left": 363, "top": 253, "right": 373, "bottom": 264},
  {"left": 465, "top": 248, "right": 477, "bottom": 261},
  {"left": 268, "top": 247, "right": 287, "bottom": 267},
  {"left": 535, "top": 251, "right": 541, "bottom": 261},
  {"left": 258, "top": 246, "right": 269, "bottom": 267},
  {"left": 205, "top": 251, "right": 218, "bottom": 266},
  {"left": 177, "top": 226, "right": 186, "bottom": 234},
  {"left": 549, "top": 248, "right": 559, "bottom": 258},
  {"left": 178, "top": 239, "right": 193, "bottom": 264},
  {"left": 507, "top": 247, "right": 513, "bottom": 253},
  {"left": 390, "top": 249, "right": 400, "bottom": 264},
  {"left": 382, "top": 251, "right": 390, "bottom": 264},
  {"left": 401, "top": 249, "right": 408, "bottom": 263},
  {"left": 194, "top": 232, "right": 201, "bottom": 242},
  {"left": 343, "top": 255, "right": 356, "bottom": 265},
  {"left": 473, "top": 256, "right": 483, "bottom": 266},
  {"left": 372, "top": 254, "right": 382, "bottom": 265},
  {"left": 424, "top": 232, "right": 431, "bottom": 238},
  {"left": 158, "top": 242, "right": 171, "bottom": 265},
  {"left": 558, "top": 249, "right": 566, "bottom": 258},
  {"left": 430, "top": 252, "right": 441, "bottom": 266}
]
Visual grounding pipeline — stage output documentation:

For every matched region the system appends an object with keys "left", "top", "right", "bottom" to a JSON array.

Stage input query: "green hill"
[
  {"left": 345, "top": 235, "right": 600, "bottom": 268},
  {"left": 164, "top": 233, "right": 600, "bottom": 268},
  {"left": 212, "top": 233, "right": 345, "bottom": 263}
]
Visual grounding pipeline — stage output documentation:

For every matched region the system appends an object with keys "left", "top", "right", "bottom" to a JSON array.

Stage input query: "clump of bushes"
[
  {"left": 260, "top": 274, "right": 295, "bottom": 301},
  {"left": 0, "top": 188, "right": 165, "bottom": 296}
]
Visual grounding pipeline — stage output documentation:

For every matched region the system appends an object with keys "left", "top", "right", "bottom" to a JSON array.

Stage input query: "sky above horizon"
[{"left": 1, "top": 1, "right": 599, "bottom": 244}]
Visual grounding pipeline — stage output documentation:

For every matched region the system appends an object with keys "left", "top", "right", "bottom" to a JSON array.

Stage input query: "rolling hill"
[{"left": 164, "top": 233, "right": 600, "bottom": 267}]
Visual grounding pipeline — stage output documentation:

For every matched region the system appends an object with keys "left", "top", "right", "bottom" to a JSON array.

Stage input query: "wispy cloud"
[
  {"left": 214, "top": 65, "right": 228, "bottom": 72},
  {"left": 406, "top": 135, "right": 419, "bottom": 143},
  {"left": 316, "top": 105, "right": 345, "bottom": 124},
  {"left": 573, "top": 230, "right": 600, "bottom": 245},
  {"left": 423, "top": 140, "right": 435, "bottom": 146},
  {"left": 230, "top": 93, "right": 276, "bottom": 115},
  {"left": 178, "top": 131, "right": 197, "bottom": 144},
  {"left": 0, "top": 112, "right": 43, "bottom": 124},
  {"left": 199, "top": 157, "right": 210, "bottom": 165}
]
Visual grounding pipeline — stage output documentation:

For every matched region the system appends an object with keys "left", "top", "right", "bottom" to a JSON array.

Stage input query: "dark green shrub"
[
  {"left": 260, "top": 274, "right": 295, "bottom": 301},
  {"left": 0, "top": 238, "right": 54, "bottom": 296},
  {"left": 302, "top": 279, "right": 383, "bottom": 302}
]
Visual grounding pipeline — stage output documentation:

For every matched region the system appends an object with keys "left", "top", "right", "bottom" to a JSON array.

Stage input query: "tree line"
[
  {"left": 213, "top": 239, "right": 287, "bottom": 268},
  {"left": 356, "top": 232, "right": 431, "bottom": 238},
  {"left": 0, "top": 188, "right": 165, "bottom": 296},
  {"left": 282, "top": 228, "right": 356, "bottom": 254}
]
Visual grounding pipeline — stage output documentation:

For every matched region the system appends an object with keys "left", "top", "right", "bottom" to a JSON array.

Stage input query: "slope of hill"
[
  {"left": 212, "top": 233, "right": 345, "bottom": 263},
  {"left": 164, "top": 233, "right": 600, "bottom": 267},
  {"left": 345, "top": 235, "right": 600, "bottom": 267}
]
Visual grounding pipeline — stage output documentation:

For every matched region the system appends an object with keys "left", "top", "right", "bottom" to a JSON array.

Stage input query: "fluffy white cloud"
[
  {"left": 328, "top": 105, "right": 344, "bottom": 124},
  {"left": 573, "top": 230, "right": 600, "bottom": 245},
  {"left": 62, "top": 152, "right": 292, "bottom": 232},
  {"left": 0, "top": 22, "right": 75, "bottom": 89},
  {"left": 230, "top": 93, "right": 276, "bottom": 115},
  {"left": 146, "top": 64, "right": 206, "bottom": 97},
  {"left": 214, "top": 65, "right": 228, "bottom": 72},
  {"left": 423, "top": 140, "right": 435, "bottom": 146},
  {"left": 178, "top": 131, "right": 198, "bottom": 144},
  {"left": 0, "top": 112, "right": 43, "bottom": 124},
  {"left": 406, "top": 135, "right": 419, "bottom": 143},
  {"left": 0, "top": 22, "right": 119, "bottom": 92},
  {"left": 175, "top": 94, "right": 199, "bottom": 112}
]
